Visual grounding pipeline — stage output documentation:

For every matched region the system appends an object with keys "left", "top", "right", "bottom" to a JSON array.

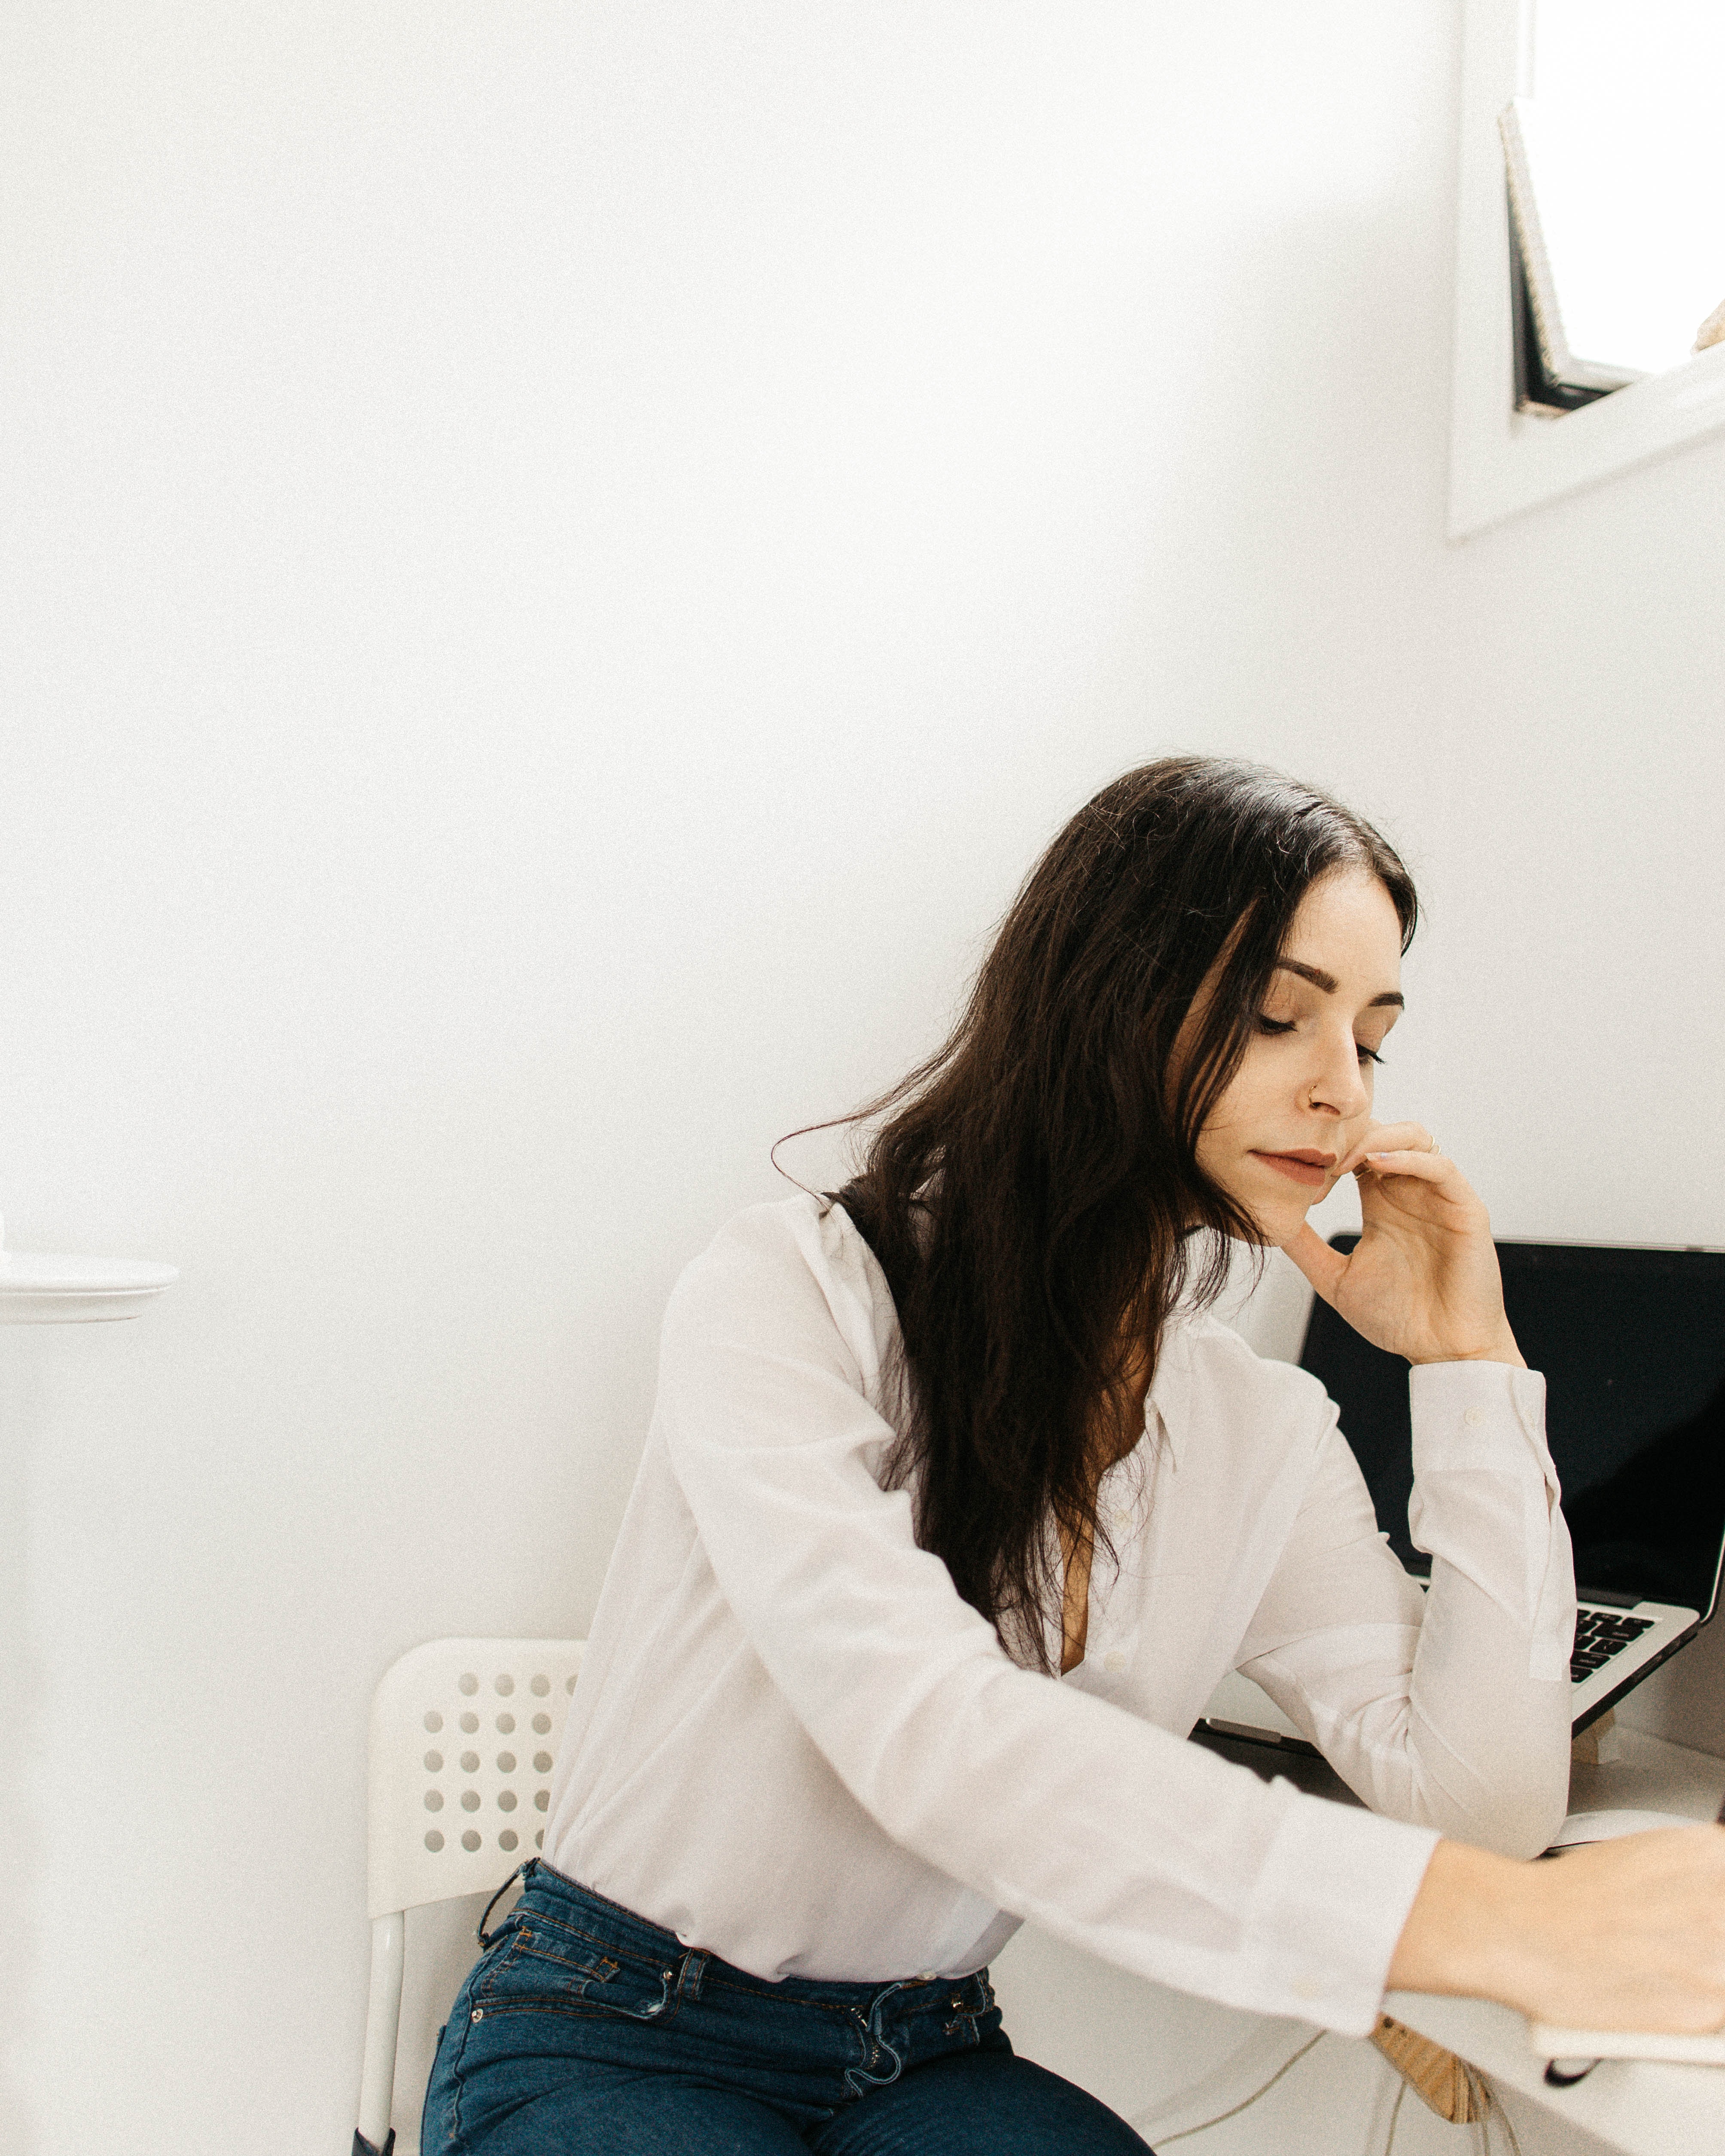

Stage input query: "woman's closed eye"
[{"left": 1256, "top": 1014, "right": 1385, "bottom": 1065}]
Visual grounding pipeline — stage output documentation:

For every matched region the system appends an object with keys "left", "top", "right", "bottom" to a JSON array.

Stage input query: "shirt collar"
[{"left": 1145, "top": 1316, "right": 1192, "bottom": 1469}]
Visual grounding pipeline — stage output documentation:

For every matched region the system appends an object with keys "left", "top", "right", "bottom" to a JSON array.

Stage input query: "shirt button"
[
  {"left": 1103, "top": 1650, "right": 1128, "bottom": 1674},
  {"left": 1463, "top": 1406, "right": 1486, "bottom": 1428},
  {"left": 1110, "top": 1507, "right": 1131, "bottom": 1531}
]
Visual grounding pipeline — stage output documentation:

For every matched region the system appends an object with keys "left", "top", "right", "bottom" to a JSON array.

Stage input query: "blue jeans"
[{"left": 421, "top": 1861, "right": 1153, "bottom": 2154}]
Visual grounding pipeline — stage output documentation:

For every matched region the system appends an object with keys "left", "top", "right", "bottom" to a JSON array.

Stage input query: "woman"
[{"left": 423, "top": 758, "right": 1725, "bottom": 2156}]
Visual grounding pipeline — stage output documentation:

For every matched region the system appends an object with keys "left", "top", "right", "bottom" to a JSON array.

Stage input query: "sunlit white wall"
[{"left": 1, "top": 4, "right": 1721, "bottom": 2151}]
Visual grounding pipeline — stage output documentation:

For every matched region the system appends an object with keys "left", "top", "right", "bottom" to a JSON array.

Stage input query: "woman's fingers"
[
  {"left": 1356, "top": 1148, "right": 1451, "bottom": 1184},
  {"left": 1339, "top": 1121, "right": 1436, "bottom": 1176},
  {"left": 1278, "top": 1223, "right": 1350, "bottom": 1303},
  {"left": 1285, "top": 1120, "right": 1508, "bottom": 1364},
  {"left": 1357, "top": 1147, "right": 1494, "bottom": 1243}
]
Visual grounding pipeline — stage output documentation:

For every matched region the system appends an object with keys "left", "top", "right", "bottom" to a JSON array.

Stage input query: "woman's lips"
[{"left": 1251, "top": 1150, "right": 1335, "bottom": 1188}]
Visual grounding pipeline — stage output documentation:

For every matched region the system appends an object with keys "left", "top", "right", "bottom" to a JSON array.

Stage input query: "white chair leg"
[{"left": 356, "top": 1909, "right": 405, "bottom": 2155}]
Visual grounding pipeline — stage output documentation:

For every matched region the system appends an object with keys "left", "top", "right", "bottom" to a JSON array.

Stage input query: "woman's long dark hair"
[{"left": 831, "top": 757, "right": 1417, "bottom": 1672}]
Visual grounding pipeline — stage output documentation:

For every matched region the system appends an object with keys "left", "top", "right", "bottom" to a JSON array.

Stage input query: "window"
[{"left": 1450, "top": 0, "right": 1725, "bottom": 536}]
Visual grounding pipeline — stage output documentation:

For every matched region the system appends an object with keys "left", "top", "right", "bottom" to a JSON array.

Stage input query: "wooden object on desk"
[
  {"left": 1572, "top": 1708, "right": 1619, "bottom": 1767},
  {"left": 1370, "top": 2015, "right": 1484, "bottom": 2123}
]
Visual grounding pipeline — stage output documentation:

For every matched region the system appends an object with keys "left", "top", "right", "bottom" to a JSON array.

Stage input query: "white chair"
[{"left": 355, "top": 1636, "right": 587, "bottom": 2156}]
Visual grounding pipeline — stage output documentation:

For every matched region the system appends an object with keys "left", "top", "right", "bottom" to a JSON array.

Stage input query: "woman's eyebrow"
[{"left": 1272, "top": 958, "right": 1404, "bottom": 1009}]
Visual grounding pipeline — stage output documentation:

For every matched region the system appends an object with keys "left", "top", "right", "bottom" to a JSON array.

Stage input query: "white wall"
[{"left": 2, "top": 4, "right": 1721, "bottom": 2150}]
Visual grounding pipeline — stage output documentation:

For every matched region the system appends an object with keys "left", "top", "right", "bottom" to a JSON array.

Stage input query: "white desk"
[{"left": 1197, "top": 1722, "right": 1725, "bottom": 2156}]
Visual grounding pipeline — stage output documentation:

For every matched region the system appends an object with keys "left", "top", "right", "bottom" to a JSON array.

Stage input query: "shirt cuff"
[
  {"left": 1242, "top": 1794, "right": 1441, "bottom": 2034},
  {"left": 1409, "top": 1360, "right": 1551, "bottom": 1481}
]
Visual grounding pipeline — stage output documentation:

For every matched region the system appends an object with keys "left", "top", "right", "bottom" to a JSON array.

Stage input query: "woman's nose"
[{"left": 1307, "top": 1032, "right": 1369, "bottom": 1118}]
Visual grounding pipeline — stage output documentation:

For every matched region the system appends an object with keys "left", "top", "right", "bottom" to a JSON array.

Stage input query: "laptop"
[{"left": 1202, "top": 1239, "right": 1725, "bottom": 1751}]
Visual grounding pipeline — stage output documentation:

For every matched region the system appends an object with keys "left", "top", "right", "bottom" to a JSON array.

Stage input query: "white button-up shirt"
[{"left": 546, "top": 1194, "right": 1574, "bottom": 2035}]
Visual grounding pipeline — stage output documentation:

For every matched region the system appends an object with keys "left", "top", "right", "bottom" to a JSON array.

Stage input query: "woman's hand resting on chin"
[{"left": 1278, "top": 1121, "right": 1524, "bottom": 1368}]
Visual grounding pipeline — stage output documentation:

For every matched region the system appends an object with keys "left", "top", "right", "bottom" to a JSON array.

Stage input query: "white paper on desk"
[
  {"left": 1530, "top": 2025, "right": 1725, "bottom": 2066},
  {"left": 1549, "top": 1808, "right": 1705, "bottom": 1848}
]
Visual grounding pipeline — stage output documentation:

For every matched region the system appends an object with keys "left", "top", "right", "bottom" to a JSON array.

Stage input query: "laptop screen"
[{"left": 1298, "top": 1240, "right": 1725, "bottom": 1617}]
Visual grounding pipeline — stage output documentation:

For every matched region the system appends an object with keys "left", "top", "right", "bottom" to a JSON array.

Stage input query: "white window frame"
[{"left": 1450, "top": 0, "right": 1725, "bottom": 539}]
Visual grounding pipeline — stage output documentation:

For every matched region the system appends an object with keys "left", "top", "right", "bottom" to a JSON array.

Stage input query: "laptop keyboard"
[{"left": 1571, "top": 1608, "right": 1654, "bottom": 1684}]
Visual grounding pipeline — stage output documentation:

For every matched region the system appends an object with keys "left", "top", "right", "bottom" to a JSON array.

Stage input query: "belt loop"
[
  {"left": 677, "top": 1949, "right": 709, "bottom": 2004},
  {"left": 476, "top": 1862, "right": 529, "bottom": 1949}
]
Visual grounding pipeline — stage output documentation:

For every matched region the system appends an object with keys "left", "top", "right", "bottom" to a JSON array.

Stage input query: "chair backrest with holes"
[{"left": 368, "top": 1636, "right": 585, "bottom": 1919}]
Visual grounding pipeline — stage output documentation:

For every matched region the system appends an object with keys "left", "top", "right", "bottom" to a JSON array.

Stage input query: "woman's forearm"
[{"left": 1385, "top": 1839, "right": 1539, "bottom": 1999}]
